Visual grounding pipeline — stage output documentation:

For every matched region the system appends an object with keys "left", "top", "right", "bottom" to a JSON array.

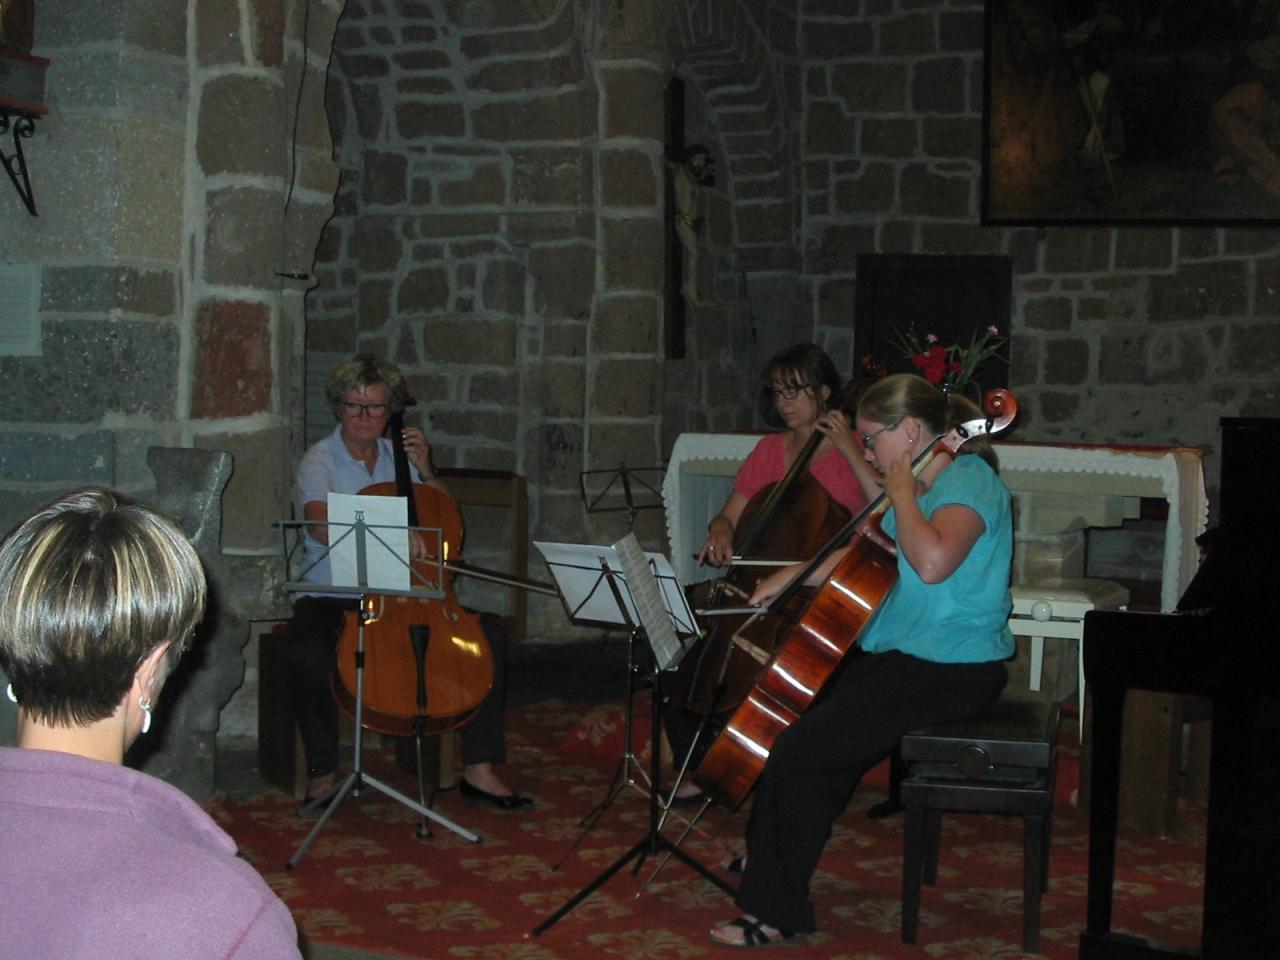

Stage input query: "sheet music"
[
  {"left": 612, "top": 533, "right": 684, "bottom": 670},
  {"left": 327, "top": 493, "right": 410, "bottom": 592},
  {"left": 532, "top": 541, "right": 636, "bottom": 624},
  {"left": 534, "top": 538, "right": 699, "bottom": 671}
]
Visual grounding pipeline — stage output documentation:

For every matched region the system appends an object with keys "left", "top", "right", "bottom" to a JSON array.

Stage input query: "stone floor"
[{"left": 215, "top": 637, "right": 633, "bottom": 960}]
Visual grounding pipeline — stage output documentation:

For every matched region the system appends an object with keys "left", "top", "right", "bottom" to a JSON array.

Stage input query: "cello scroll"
[{"left": 942, "top": 388, "right": 1018, "bottom": 454}]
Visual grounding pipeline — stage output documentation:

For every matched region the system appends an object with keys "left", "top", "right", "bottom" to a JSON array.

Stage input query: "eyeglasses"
[
  {"left": 340, "top": 401, "right": 389, "bottom": 418},
  {"left": 769, "top": 383, "right": 811, "bottom": 401},
  {"left": 860, "top": 420, "right": 901, "bottom": 451}
]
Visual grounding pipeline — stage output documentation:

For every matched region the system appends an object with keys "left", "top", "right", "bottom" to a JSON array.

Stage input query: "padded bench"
[{"left": 900, "top": 690, "right": 1061, "bottom": 953}]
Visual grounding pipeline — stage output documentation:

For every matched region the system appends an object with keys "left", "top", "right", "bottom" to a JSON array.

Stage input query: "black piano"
[{"left": 1081, "top": 417, "right": 1280, "bottom": 959}]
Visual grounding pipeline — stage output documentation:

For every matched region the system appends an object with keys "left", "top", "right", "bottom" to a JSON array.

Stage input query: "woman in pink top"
[
  {"left": 698, "top": 343, "right": 881, "bottom": 567},
  {"left": 665, "top": 345, "right": 882, "bottom": 805}
]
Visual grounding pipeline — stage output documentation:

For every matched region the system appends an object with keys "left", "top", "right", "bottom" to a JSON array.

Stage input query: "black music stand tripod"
[
  {"left": 551, "top": 616, "right": 651, "bottom": 869},
  {"left": 279, "top": 505, "right": 482, "bottom": 870},
  {"left": 531, "top": 536, "right": 733, "bottom": 936}
]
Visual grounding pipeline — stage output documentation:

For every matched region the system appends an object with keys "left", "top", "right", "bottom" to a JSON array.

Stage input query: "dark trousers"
[
  {"left": 285, "top": 596, "right": 509, "bottom": 779},
  {"left": 734, "top": 650, "right": 1007, "bottom": 934},
  {"left": 663, "top": 700, "right": 715, "bottom": 778}
]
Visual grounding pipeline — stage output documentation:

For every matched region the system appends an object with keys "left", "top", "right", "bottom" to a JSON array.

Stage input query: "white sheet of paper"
[
  {"left": 533, "top": 540, "right": 637, "bottom": 625},
  {"left": 646, "top": 551, "right": 698, "bottom": 638},
  {"left": 327, "top": 493, "right": 410, "bottom": 592}
]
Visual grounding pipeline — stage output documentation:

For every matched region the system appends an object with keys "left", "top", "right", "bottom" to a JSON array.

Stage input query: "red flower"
[{"left": 911, "top": 346, "right": 948, "bottom": 385}]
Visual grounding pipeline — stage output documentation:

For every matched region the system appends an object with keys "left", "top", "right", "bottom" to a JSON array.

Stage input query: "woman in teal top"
[
  {"left": 860, "top": 446, "right": 1014, "bottom": 663},
  {"left": 709, "top": 373, "right": 1013, "bottom": 948}
]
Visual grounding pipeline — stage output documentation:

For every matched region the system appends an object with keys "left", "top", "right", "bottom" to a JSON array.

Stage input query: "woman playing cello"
[
  {"left": 708, "top": 373, "right": 1013, "bottom": 947},
  {"left": 286, "top": 354, "right": 532, "bottom": 813},
  {"left": 697, "top": 343, "right": 880, "bottom": 568},
  {"left": 665, "top": 344, "right": 881, "bottom": 803}
]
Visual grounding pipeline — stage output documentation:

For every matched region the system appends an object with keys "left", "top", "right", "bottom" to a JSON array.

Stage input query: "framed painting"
[{"left": 984, "top": 1, "right": 1280, "bottom": 225}]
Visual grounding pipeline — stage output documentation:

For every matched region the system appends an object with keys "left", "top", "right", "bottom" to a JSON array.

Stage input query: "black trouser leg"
[
  {"left": 284, "top": 597, "right": 355, "bottom": 779},
  {"left": 459, "top": 612, "right": 508, "bottom": 766},
  {"left": 734, "top": 652, "right": 1007, "bottom": 933}
]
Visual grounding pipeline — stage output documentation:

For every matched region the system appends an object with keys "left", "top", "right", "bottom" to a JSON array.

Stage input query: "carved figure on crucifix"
[{"left": 667, "top": 143, "right": 715, "bottom": 308}]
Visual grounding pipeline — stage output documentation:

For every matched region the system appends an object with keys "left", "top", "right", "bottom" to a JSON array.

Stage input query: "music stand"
[
  {"left": 534, "top": 537, "right": 690, "bottom": 866},
  {"left": 579, "top": 462, "right": 666, "bottom": 531},
  {"left": 531, "top": 534, "right": 733, "bottom": 936},
  {"left": 278, "top": 499, "right": 483, "bottom": 870}
]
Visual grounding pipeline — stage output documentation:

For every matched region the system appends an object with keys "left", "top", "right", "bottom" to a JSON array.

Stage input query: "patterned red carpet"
[{"left": 210, "top": 698, "right": 1205, "bottom": 959}]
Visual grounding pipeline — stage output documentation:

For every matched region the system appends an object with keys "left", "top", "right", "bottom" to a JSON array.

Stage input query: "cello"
[
  {"left": 692, "top": 388, "right": 1018, "bottom": 810},
  {"left": 668, "top": 360, "right": 888, "bottom": 720},
  {"left": 331, "top": 408, "right": 494, "bottom": 738}
]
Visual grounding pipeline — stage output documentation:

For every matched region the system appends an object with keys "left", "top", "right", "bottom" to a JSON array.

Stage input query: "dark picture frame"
[{"left": 984, "top": 1, "right": 1280, "bottom": 225}]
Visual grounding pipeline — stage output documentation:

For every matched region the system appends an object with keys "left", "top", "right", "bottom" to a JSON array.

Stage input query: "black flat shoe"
[{"left": 459, "top": 778, "right": 534, "bottom": 811}]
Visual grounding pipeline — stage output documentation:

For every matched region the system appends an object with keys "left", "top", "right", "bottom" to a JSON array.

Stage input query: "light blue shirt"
[
  {"left": 858, "top": 454, "right": 1013, "bottom": 663},
  {"left": 296, "top": 424, "right": 420, "bottom": 591}
]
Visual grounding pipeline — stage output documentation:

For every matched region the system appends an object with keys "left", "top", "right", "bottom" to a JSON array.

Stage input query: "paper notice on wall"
[{"left": 0, "top": 262, "right": 39, "bottom": 356}]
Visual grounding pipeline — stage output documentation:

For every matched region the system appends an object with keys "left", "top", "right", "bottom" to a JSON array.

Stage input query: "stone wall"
[
  {"left": 308, "top": 0, "right": 657, "bottom": 635},
  {"left": 304, "top": 0, "right": 1279, "bottom": 650},
  {"left": 794, "top": 1, "right": 1278, "bottom": 504},
  {"left": 305, "top": 1, "right": 829, "bottom": 638},
  {"left": 0, "top": 0, "right": 342, "bottom": 796}
]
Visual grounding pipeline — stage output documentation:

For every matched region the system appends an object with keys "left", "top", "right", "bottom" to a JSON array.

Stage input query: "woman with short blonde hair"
[{"left": 0, "top": 487, "right": 302, "bottom": 959}]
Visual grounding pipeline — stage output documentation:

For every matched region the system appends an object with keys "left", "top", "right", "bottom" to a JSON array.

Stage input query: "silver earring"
[
  {"left": 5, "top": 683, "right": 16, "bottom": 704},
  {"left": 140, "top": 697, "right": 152, "bottom": 735}
]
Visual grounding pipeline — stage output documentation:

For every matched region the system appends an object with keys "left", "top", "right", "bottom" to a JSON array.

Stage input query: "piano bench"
[
  {"left": 899, "top": 690, "right": 1060, "bottom": 954},
  {"left": 1009, "top": 577, "right": 1129, "bottom": 742}
]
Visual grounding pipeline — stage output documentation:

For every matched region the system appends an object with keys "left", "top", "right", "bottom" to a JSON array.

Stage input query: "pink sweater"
[{"left": 0, "top": 746, "right": 300, "bottom": 959}]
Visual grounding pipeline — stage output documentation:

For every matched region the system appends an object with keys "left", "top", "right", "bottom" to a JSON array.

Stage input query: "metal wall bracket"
[{"left": 0, "top": 107, "right": 39, "bottom": 216}]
